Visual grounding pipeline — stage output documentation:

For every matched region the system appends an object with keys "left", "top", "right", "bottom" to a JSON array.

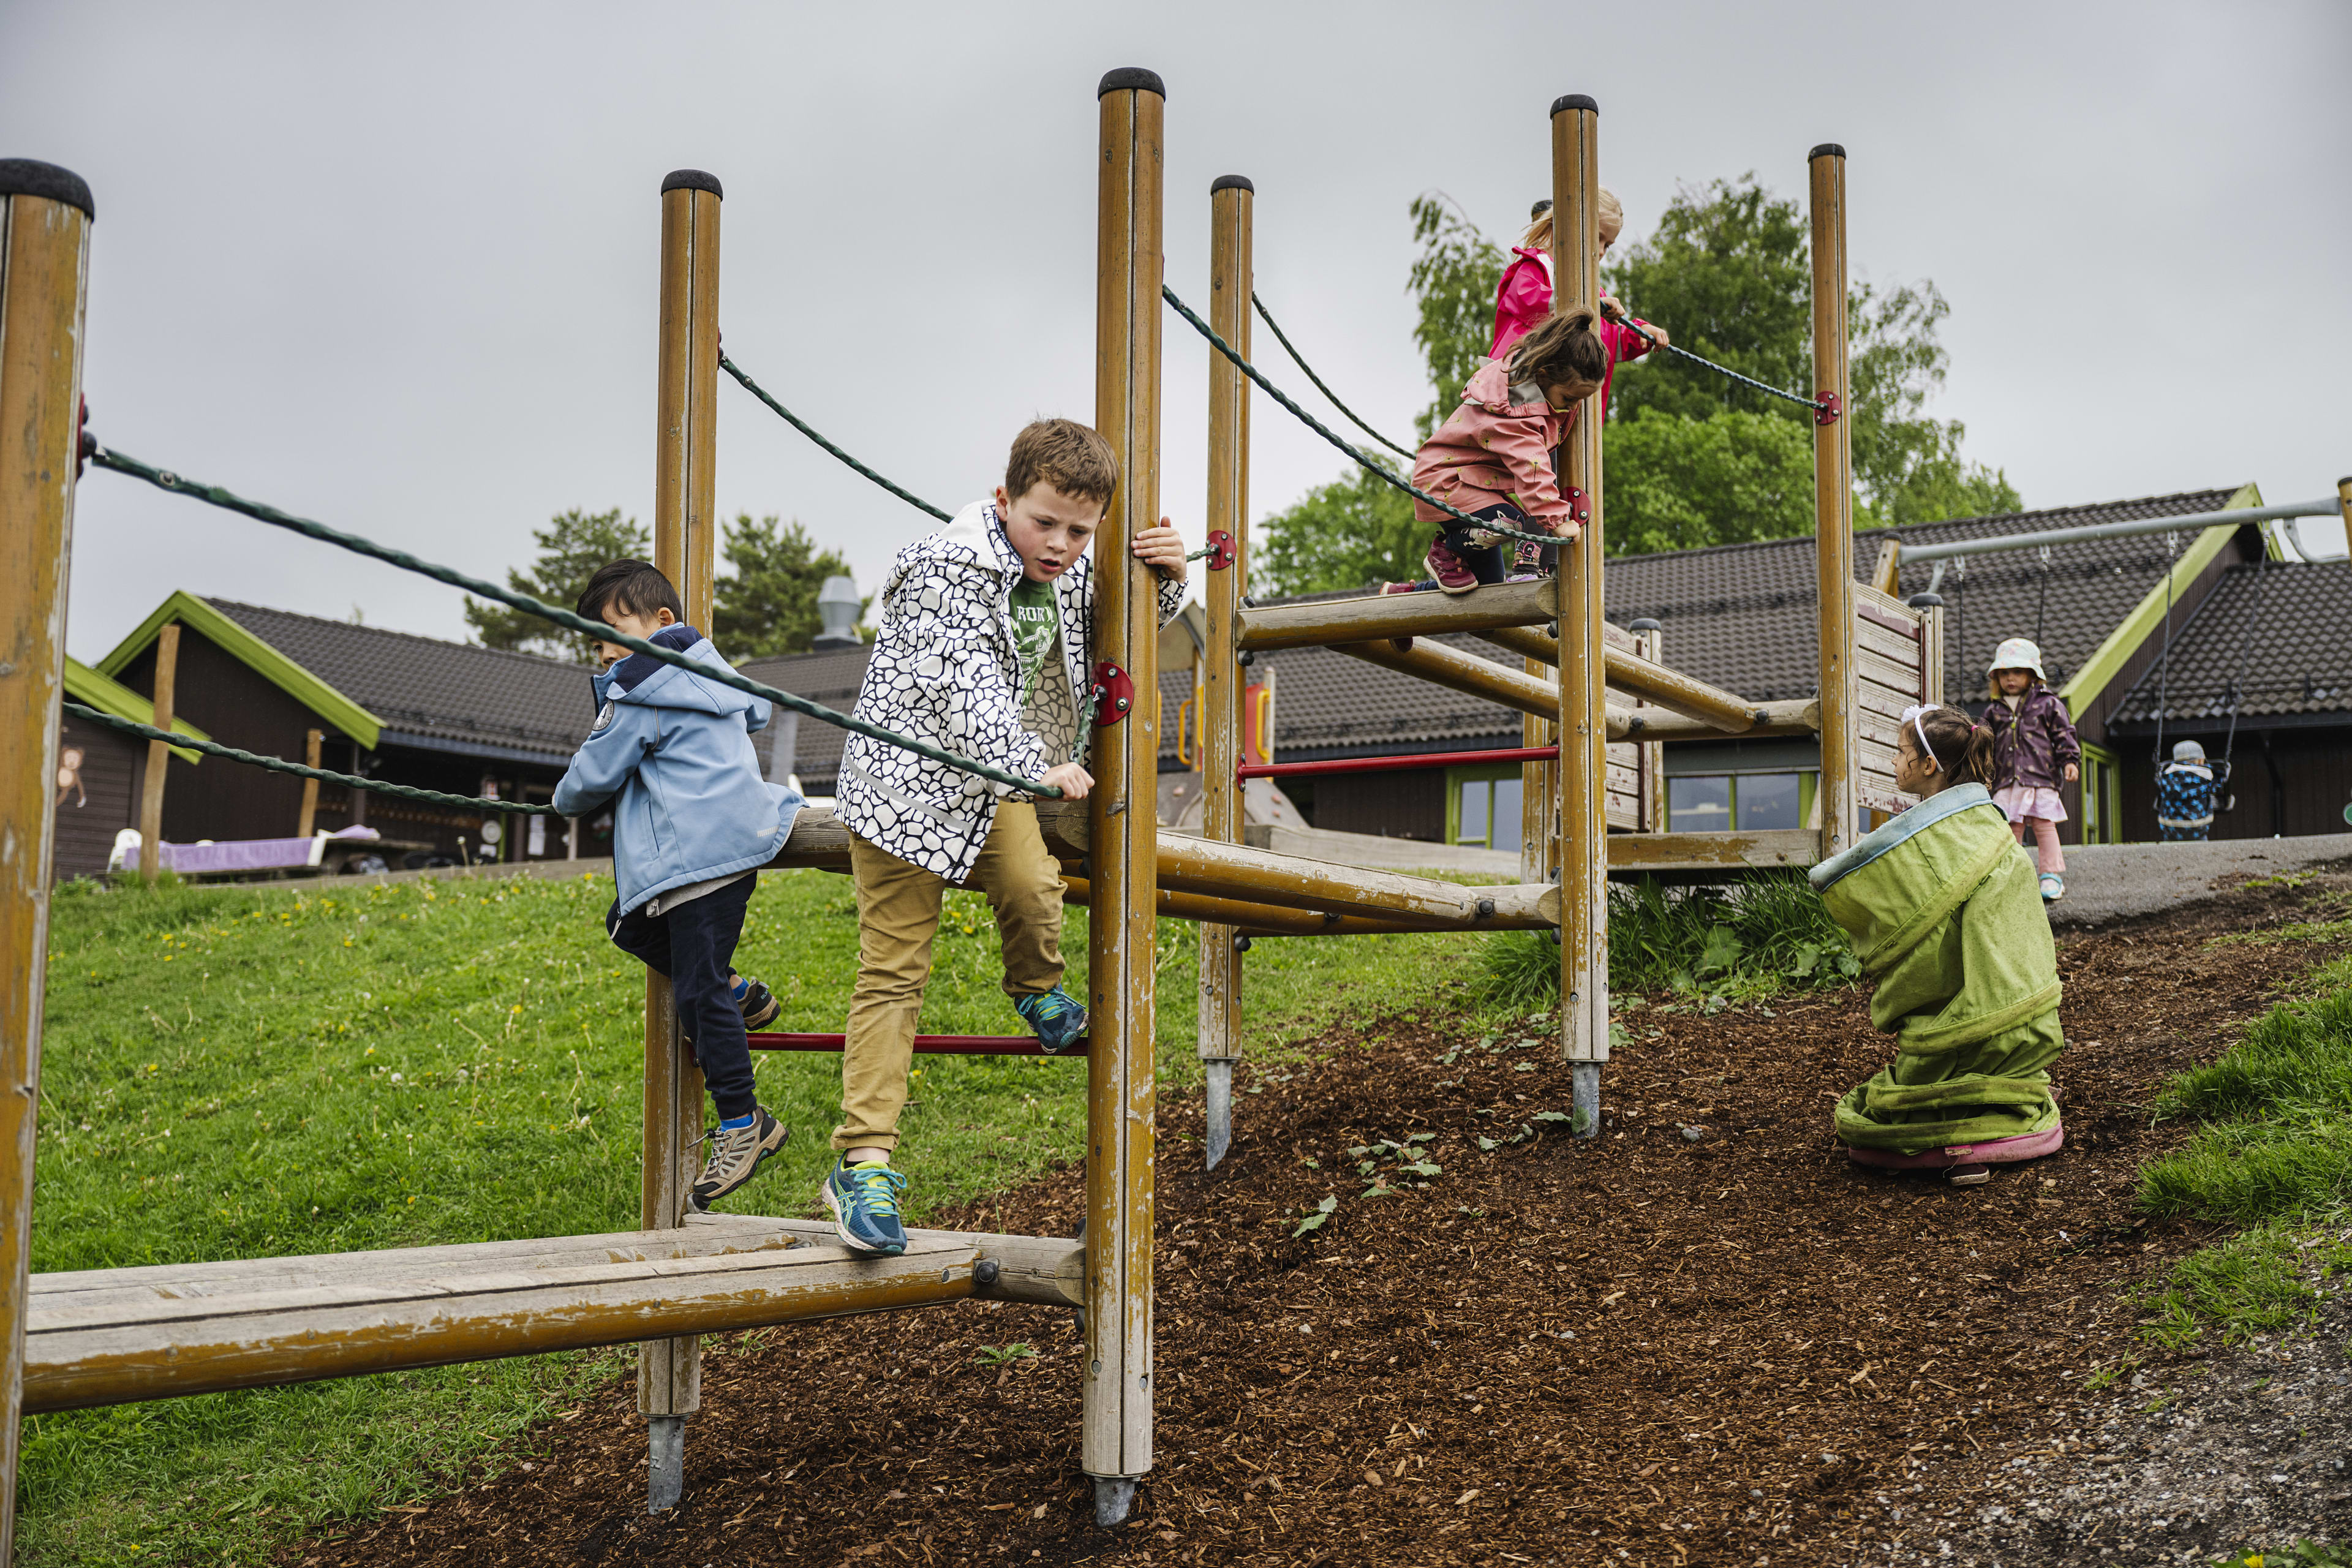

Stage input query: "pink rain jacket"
[
  {"left": 1410, "top": 359, "right": 1581, "bottom": 532},
  {"left": 1490, "top": 247, "right": 1652, "bottom": 415}
]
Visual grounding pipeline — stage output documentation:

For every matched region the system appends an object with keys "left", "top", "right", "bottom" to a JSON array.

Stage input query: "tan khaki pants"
[{"left": 837, "top": 803, "right": 1066, "bottom": 1152}]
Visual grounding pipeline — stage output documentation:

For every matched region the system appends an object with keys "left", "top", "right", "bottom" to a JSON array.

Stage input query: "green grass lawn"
[{"left": 19, "top": 865, "right": 1510, "bottom": 1566}]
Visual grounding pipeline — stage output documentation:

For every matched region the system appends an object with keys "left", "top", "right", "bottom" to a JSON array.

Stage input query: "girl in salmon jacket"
[
  {"left": 1981, "top": 636, "right": 2081, "bottom": 903},
  {"left": 1408, "top": 309, "right": 1609, "bottom": 594}
]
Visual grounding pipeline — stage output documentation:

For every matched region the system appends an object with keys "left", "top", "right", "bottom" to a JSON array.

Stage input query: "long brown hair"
[
  {"left": 1909, "top": 705, "right": 1995, "bottom": 787},
  {"left": 1507, "top": 307, "right": 1608, "bottom": 397}
]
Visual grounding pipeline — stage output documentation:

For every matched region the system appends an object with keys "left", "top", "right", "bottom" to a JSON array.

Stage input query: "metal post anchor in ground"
[
  {"left": 639, "top": 164, "right": 723, "bottom": 1513},
  {"left": 1202, "top": 1057, "right": 1237, "bottom": 1170},
  {"left": 647, "top": 1415, "right": 687, "bottom": 1513},
  {"left": 1096, "top": 1477, "right": 1139, "bottom": 1528}
]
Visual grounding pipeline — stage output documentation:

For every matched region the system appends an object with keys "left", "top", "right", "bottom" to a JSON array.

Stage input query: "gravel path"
[{"left": 2052, "top": 834, "right": 2352, "bottom": 929}]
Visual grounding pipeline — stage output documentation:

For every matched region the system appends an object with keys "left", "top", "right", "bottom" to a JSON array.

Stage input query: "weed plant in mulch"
[
  {"left": 22, "top": 870, "right": 1516, "bottom": 1567},
  {"left": 279, "top": 874, "right": 2348, "bottom": 1567}
]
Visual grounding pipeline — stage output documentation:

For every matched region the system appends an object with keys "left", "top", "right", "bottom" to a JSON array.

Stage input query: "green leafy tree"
[
  {"left": 1405, "top": 195, "right": 1507, "bottom": 436},
  {"left": 712, "top": 513, "right": 863, "bottom": 658},
  {"left": 1250, "top": 466, "right": 1420, "bottom": 598},
  {"left": 464, "top": 507, "right": 649, "bottom": 661},
  {"left": 1605, "top": 410, "right": 1815, "bottom": 557}
]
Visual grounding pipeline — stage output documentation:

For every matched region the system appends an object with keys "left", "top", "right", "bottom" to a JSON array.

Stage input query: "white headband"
[{"left": 1899, "top": 704, "right": 1938, "bottom": 769}]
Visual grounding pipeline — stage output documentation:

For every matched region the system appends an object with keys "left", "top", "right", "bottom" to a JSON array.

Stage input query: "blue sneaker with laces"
[
  {"left": 823, "top": 1158, "right": 908, "bottom": 1256},
  {"left": 1014, "top": 985, "right": 1090, "bottom": 1054}
]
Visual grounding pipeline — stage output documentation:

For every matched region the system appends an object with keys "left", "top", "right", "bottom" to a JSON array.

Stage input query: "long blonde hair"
[{"left": 1521, "top": 189, "right": 1624, "bottom": 252}]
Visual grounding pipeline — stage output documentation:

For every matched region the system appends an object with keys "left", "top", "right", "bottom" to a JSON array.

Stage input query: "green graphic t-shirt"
[{"left": 1009, "top": 576, "right": 1061, "bottom": 715}]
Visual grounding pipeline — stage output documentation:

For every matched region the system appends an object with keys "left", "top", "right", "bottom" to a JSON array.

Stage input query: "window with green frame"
[
  {"left": 1666, "top": 772, "right": 1816, "bottom": 832},
  {"left": 1446, "top": 765, "right": 1525, "bottom": 849},
  {"left": 2079, "top": 742, "right": 2120, "bottom": 845}
]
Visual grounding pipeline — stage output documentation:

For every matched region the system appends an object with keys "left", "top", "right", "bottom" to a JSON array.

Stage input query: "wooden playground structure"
[{"left": 0, "top": 70, "right": 1940, "bottom": 1551}]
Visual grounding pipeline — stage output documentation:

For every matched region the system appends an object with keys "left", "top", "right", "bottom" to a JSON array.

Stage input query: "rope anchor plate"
[
  {"left": 1814, "top": 391, "right": 1842, "bottom": 428},
  {"left": 1205, "top": 530, "right": 1236, "bottom": 571},
  {"left": 1092, "top": 662, "right": 1135, "bottom": 727}
]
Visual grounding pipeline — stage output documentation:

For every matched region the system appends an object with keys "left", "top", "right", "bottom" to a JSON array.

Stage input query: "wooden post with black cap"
[
  {"left": 1087, "top": 64, "right": 1164, "bottom": 1528},
  {"left": 0, "top": 154, "right": 94, "bottom": 1567},
  {"left": 641, "top": 164, "right": 723, "bottom": 1515},
  {"left": 1809, "top": 144, "right": 1858, "bottom": 863},
  {"left": 1196, "top": 172, "right": 1251, "bottom": 1170},
  {"left": 1548, "top": 94, "right": 1610, "bottom": 1134}
]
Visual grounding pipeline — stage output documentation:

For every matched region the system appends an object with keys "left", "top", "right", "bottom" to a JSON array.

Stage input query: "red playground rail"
[
  {"left": 747, "top": 1033, "right": 1068, "bottom": 1057},
  {"left": 1236, "top": 744, "right": 1560, "bottom": 781}
]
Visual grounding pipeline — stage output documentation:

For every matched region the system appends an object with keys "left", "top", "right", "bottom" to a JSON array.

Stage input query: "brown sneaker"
[
  {"left": 690, "top": 1106, "right": 790, "bottom": 1212},
  {"left": 733, "top": 975, "right": 782, "bottom": 1031}
]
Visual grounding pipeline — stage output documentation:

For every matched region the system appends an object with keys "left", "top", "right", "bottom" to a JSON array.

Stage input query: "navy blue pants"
[{"left": 607, "top": 875, "right": 759, "bottom": 1121}]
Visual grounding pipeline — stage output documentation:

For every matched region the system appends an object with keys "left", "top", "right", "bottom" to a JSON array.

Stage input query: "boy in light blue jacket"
[{"left": 553, "top": 560, "right": 805, "bottom": 1212}]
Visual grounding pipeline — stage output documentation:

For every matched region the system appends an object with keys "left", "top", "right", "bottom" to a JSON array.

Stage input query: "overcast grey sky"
[{"left": 6, "top": 0, "right": 2346, "bottom": 663}]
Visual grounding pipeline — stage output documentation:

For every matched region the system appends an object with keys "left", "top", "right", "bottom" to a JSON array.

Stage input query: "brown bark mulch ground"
[{"left": 285, "top": 877, "right": 2346, "bottom": 1568}]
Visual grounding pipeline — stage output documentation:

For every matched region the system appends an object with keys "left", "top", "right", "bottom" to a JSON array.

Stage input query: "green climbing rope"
[
  {"left": 64, "top": 702, "right": 562, "bottom": 816},
  {"left": 1250, "top": 290, "right": 1414, "bottom": 461},
  {"left": 1162, "top": 285, "right": 1562, "bottom": 548},
  {"left": 83, "top": 446, "right": 1062, "bottom": 799},
  {"left": 718, "top": 353, "right": 953, "bottom": 523},
  {"left": 1607, "top": 315, "right": 1829, "bottom": 412}
]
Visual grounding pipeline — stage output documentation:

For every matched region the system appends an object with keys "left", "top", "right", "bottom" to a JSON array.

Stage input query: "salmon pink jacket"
[
  {"left": 1490, "top": 247, "right": 1652, "bottom": 415},
  {"left": 1409, "top": 358, "right": 1581, "bottom": 532}
]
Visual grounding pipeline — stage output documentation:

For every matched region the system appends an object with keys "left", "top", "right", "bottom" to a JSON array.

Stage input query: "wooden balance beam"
[
  {"left": 22, "top": 1215, "right": 1083, "bottom": 1414},
  {"left": 1234, "top": 578, "right": 1557, "bottom": 652}
]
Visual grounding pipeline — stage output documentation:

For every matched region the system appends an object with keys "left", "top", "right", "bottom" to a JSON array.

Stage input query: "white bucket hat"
[
  {"left": 1987, "top": 637, "right": 2046, "bottom": 680},
  {"left": 2173, "top": 739, "right": 2206, "bottom": 763}
]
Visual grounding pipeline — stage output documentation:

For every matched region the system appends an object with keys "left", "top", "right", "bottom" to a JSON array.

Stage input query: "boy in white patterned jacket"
[{"left": 824, "top": 418, "right": 1187, "bottom": 1255}]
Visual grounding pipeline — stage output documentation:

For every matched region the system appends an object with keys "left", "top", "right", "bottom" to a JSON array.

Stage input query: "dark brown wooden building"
[{"left": 51, "top": 658, "right": 209, "bottom": 883}]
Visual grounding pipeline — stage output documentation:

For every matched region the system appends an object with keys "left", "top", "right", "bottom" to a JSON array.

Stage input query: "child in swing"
[
  {"left": 1408, "top": 309, "right": 1610, "bottom": 595},
  {"left": 1981, "top": 638, "right": 2081, "bottom": 903}
]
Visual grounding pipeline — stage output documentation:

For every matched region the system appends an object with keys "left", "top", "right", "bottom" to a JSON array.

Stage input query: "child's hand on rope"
[
  {"left": 1039, "top": 762, "right": 1094, "bottom": 801},
  {"left": 1131, "top": 519, "right": 1188, "bottom": 579}
]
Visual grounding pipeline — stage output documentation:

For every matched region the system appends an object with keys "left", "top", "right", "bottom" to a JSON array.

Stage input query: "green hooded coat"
[{"left": 1807, "top": 783, "right": 2064, "bottom": 1153}]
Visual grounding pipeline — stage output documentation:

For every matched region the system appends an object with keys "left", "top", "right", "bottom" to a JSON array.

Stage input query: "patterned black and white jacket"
[{"left": 837, "top": 500, "right": 1185, "bottom": 881}]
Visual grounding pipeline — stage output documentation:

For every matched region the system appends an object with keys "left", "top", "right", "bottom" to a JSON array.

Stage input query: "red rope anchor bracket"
[
  {"left": 1204, "top": 529, "right": 1236, "bottom": 570},
  {"left": 1564, "top": 487, "right": 1591, "bottom": 527},
  {"left": 1092, "top": 662, "right": 1135, "bottom": 727},
  {"left": 1814, "top": 391, "right": 1842, "bottom": 428}
]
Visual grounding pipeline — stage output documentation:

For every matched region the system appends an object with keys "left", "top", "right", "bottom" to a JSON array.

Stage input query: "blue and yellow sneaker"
[
  {"left": 822, "top": 1158, "right": 909, "bottom": 1256},
  {"left": 1014, "top": 985, "right": 1091, "bottom": 1054}
]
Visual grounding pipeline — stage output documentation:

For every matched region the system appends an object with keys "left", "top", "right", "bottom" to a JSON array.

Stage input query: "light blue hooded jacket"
[{"left": 553, "top": 624, "right": 804, "bottom": 917}]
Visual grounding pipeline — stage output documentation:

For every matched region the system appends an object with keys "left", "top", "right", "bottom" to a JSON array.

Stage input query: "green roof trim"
[
  {"left": 62, "top": 657, "right": 211, "bottom": 764},
  {"left": 2058, "top": 483, "right": 2261, "bottom": 722},
  {"left": 94, "top": 591, "right": 382, "bottom": 751}
]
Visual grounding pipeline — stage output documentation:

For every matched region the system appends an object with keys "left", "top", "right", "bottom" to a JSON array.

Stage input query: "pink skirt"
[
  {"left": 1844, "top": 1123, "right": 2065, "bottom": 1170},
  {"left": 1993, "top": 785, "right": 2067, "bottom": 824}
]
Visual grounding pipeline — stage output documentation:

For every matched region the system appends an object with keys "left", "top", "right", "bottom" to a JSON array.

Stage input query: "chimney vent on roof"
[{"left": 813, "top": 575, "right": 862, "bottom": 649}]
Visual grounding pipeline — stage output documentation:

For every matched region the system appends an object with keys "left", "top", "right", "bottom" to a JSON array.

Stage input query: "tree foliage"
[
  {"left": 711, "top": 513, "right": 862, "bottom": 658},
  {"left": 1254, "top": 176, "right": 2017, "bottom": 595},
  {"left": 463, "top": 507, "right": 650, "bottom": 662}
]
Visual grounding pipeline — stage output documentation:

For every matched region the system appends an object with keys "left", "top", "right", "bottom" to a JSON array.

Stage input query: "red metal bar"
[
  {"left": 747, "top": 1033, "right": 1065, "bottom": 1057},
  {"left": 1237, "top": 744, "right": 1559, "bottom": 781}
]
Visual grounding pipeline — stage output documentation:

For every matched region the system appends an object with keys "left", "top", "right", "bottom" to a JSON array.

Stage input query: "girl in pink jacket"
[
  {"left": 1409, "top": 309, "right": 1610, "bottom": 594},
  {"left": 1491, "top": 193, "right": 1667, "bottom": 419}
]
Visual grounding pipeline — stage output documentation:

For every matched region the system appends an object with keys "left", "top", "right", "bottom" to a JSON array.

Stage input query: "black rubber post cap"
[
  {"left": 1099, "top": 67, "right": 1166, "bottom": 97},
  {"left": 1809, "top": 143, "right": 1846, "bottom": 161},
  {"left": 1210, "top": 174, "right": 1254, "bottom": 194},
  {"left": 2337, "top": 476, "right": 2352, "bottom": 486},
  {"left": 1907, "top": 592, "right": 1945, "bottom": 609},
  {"left": 660, "top": 169, "right": 723, "bottom": 199},
  {"left": 1628, "top": 617, "right": 1662, "bottom": 632},
  {"left": 1551, "top": 94, "right": 1599, "bottom": 116},
  {"left": 0, "top": 159, "right": 94, "bottom": 218}
]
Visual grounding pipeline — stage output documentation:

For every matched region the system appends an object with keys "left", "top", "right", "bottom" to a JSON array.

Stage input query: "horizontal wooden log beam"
[
  {"left": 1477, "top": 625, "right": 1773, "bottom": 733},
  {"left": 1613, "top": 699, "right": 1820, "bottom": 743},
  {"left": 1060, "top": 874, "right": 1426, "bottom": 937},
  {"left": 1605, "top": 829, "right": 1820, "bottom": 875},
  {"left": 1330, "top": 638, "right": 1560, "bottom": 721},
  {"left": 1155, "top": 835, "right": 1557, "bottom": 930},
  {"left": 23, "top": 1215, "right": 1086, "bottom": 1412},
  {"left": 1235, "top": 578, "right": 1556, "bottom": 653}
]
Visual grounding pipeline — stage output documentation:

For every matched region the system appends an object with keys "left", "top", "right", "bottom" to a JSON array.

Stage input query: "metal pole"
[
  {"left": 135, "top": 624, "right": 178, "bottom": 882},
  {"left": 1087, "top": 66, "right": 1163, "bottom": 1528},
  {"left": 1809, "top": 145, "right": 1858, "bottom": 861},
  {"left": 641, "top": 165, "right": 722, "bottom": 1515},
  {"left": 0, "top": 154, "right": 94, "bottom": 1568},
  {"left": 1197, "top": 173, "right": 1251, "bottom": 1172},
  {"left": 1896, "top": 496, "right": 2345, "bottom": 565},
  {"left": 1548, "top": 94, "right": 1607, "bottom": 1134}
]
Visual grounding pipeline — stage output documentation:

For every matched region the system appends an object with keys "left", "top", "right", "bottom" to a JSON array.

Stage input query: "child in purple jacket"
[{"left": 1981, "top": 637, "right": 2081, "bottom": 903}]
